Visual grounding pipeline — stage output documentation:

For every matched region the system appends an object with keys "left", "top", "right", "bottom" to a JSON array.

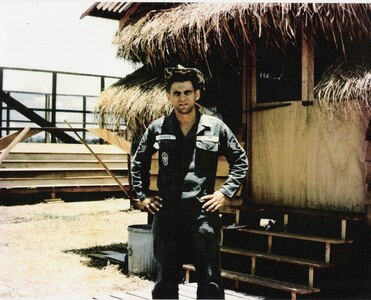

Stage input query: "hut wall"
[{"left": 252, "top": 101, "right": 368, "bottom": 212}]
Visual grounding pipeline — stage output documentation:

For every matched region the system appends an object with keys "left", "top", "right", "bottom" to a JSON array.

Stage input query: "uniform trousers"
[{"left": 151, "top": 206, "right": 224, "bottom": 299}]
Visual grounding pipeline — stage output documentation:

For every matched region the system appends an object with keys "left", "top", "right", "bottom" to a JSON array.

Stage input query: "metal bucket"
[{"left": 127, "top": 224, "right": 156, "bottom": 275}]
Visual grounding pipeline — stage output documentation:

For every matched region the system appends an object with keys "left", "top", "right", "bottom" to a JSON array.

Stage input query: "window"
[{"left": 256, "top": 40, "right": 301, "bottom": 103}]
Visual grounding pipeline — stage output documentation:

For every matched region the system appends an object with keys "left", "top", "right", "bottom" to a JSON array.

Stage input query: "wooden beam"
[
  {"left": 0, "top": 126, "right": 30, "bottom": 164},
  {"left": 245, "top": 40, "right": 256, "bottom": 203},
  {"left": 0, "top": 129, "right": 41, "bottom": 151},
  {"left": 0, "top": 91, "right": 77, "bottom": 143},
  {"left": 86, "top": 128, "right": 131, "bottom": 153},
  {"left": 301, "top": 28, "right": 315, "bottom": 102}
]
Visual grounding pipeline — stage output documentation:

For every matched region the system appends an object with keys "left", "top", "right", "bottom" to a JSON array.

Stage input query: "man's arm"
[
  {"left": 202, "top": 123, "right": 248, "bottom": 212},
  {"left": 131, "top": 128, "right": 155, "bottom": 202}
]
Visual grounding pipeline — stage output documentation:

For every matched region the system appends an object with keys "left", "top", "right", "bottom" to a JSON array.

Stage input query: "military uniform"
[{"left": 131, "top": 110, "right": 248, "bottom": 299}]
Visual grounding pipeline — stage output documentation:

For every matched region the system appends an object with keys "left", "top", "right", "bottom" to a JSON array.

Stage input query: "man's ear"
[{"left": 195, "top": 89, "right": 200, "bottom": 101}]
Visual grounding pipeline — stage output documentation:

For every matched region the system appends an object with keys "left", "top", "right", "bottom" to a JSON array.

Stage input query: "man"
[{"left": 131, "top": 65, "right": 248, "bottom": 299}]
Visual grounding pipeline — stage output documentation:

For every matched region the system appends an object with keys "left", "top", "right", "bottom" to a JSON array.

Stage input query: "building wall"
[{"left": 252, "top": 101, "right": 368, "bottom": 212}]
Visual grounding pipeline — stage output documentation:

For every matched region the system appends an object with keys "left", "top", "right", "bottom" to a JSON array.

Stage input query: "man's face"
[{"left": 167, "top": 81, "right": 200, "bottom": 115}]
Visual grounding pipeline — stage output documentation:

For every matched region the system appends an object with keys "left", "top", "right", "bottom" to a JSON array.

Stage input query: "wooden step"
[
  {"left": 0, "top": 168, "right": 128, "bottom": 176},
  {"left": 0, "top": 184, "right": 128, "bottom": 194},
  {"left": 238, "top": 205, "right": 365, "bottom": 239},
  {"left": 222, "top": 227, "right": 353, "bottom": 263},
  {"left": 0, "top": 160, "right": 128, "bottom": 169},
  {"left": 0, "top": 176, "right": 129, "bottom": 189},
  {"left": 227, "top": 228, "right": 354, "bottom": 244},
  {"left": 221, "top": 246, "right": 331, "bottom": 268},
  {"left": 0, "top": 170, "right": 127, "bottom": 180},
  {"left": 221, "top": 246, "right": 332, "bottom": 287},
  {"left": 182, "top": 264, "right": 320, "bottom": 300},
  {"left": 5, "top": 152, "right": 127, "bottom": 160}
]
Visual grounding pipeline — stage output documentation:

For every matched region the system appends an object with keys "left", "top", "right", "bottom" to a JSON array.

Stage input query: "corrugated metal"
[
  {"left": 80, "top": 2, "right": 134, "bottom": 20},
  {"left": 127, "top": 224, "right": 156, "bottom": 275}
]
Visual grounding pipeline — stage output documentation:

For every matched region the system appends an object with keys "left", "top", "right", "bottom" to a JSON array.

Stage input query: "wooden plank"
[
  {"left": 0, "top": 129, "right": 40, "bottom": 151},
  {"left": 0, "top": 160, "right": 128, "bottom": 169},
  {"left": 8, "top": 142, "right": 125, "bottom": 154},
  {"left": 0, "top": 177, "right": 129, "bottom": 188},
  {"left": 252, "top": 102, "right": 366, "bottom": 212},
  {"left": 6, "top": 152, "right": 125, "bottom": 161},
  {"left": 0, "top": 126, "right": 31, "bottom": 163},
  {"left": 301, "top": 28, "right": 314, "bottom": 102},
  {"left": 228, "top": 228, "right": 353, "bottom": 244},
  {"left": 222, "top": 270, "right": 320, "bottom": 295},
  {"left": 0, "top": 169, "right": 128, "bottom": 177},
  {"left": 126, "top": 289, "right": 153, "bottom": 299},
  {"left": 0, "top": 185, "right": 128, "bottom": 195},
  {"left": 87, "top": 128, "right": 131, "bottom": 153},
  {"left": 242, "top": 205, "right": 365, "bottom": 221},
  {"left": 221, "top": 246, "right": 332, "bottom": 268},
  {"left": 183, "top": 265, "right": 320, "bottom": 295}
]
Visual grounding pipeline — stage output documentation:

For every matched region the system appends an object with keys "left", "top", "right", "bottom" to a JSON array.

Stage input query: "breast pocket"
[
  {"left": 195, "top": 140, "right": 219, "bottom": 174},
  {"left": 158, "top": 140, "right": 176, "bottom": 169}
]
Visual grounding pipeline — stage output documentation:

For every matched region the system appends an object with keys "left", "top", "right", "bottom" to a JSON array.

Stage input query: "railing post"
[
  {"left": 83, "top": 96, "right": 87, "bottom": 141},
  {"left": 0, "top": 67, "right": 3, "bottom": 138},
  {"left": 51, "top": 72, "right": 57, "bottom": 142},
  {"left": 100, "top": 76, "right": 105, "bottom": 91},
  {"left": 6, "top": 96, "right": 10, "bottom": 135}
]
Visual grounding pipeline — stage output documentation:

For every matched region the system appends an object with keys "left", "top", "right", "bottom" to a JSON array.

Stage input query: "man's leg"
[
  {"left": 152, "top": 212, "right": 182, "bottom": 299},
  {"left": 192, "top": 217, "right": 225, "bottom": 299}
]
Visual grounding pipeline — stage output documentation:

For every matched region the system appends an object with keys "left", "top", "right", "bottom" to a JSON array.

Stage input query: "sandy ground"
[{"left": 0, "top": 198, "right": 153, "bottom": 300}]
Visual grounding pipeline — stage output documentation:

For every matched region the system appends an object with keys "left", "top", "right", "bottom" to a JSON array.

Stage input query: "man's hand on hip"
[
  {"left": 201, "top": 190, "right": 230, "bottom": 212},
  {"left": 142, "top": 196, "right": 163, "bottom": 214}
]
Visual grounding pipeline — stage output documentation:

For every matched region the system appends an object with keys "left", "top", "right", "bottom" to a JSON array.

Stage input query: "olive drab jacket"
[{"left": 131, "top": 110, "right": 248, "bottom": 208}]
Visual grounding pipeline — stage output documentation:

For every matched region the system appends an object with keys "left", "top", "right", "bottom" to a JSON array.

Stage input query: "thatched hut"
[
  {"left": 88, "top": 2, "right": 371, "bottom": 214},
  {"left": 83, "top": 3, "right": 371, "bottom": 297}
]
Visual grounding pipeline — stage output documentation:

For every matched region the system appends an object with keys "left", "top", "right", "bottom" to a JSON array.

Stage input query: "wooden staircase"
[
  {"left": 184, "top": 205, "right": 366, "bottom": 300},
  {"left": 0, "top": 143, "right": 131, "bottom": 201}
]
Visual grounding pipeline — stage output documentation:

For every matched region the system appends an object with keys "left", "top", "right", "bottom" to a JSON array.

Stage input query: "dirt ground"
[{"left": 0, "top": 198, "right": 153, "bottom": 300}]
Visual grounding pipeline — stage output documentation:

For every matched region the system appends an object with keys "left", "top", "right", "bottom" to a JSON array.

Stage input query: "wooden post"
[
  {"left": 325, "top": 242, "right": 331, "bottom": 263},
  {"left": 267, "top": 235, "right": 273, "bottom": 253},
  {"left": 284, "top": 214, "right": 289, "bottom": 232},
  {"left": 251, "top": 256, "right": 256, "bottom": 275},
  {"left": 244, "top": 40, "right": 257, "bottom": 203},
  {"left": 341, "top": 219, "right": 347, "bottom": 240},
  {"left": 301, "top": 27, "right": 314, "bottom": 103},
  {"left": 308, "top": 266, "right": 314, "bottom": 287}
]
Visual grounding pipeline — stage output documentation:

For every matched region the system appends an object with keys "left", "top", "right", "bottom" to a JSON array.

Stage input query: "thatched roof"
[
  {"left": 315, "top": 43, "right": 371, "bottom": 118},
  {"left": 93, "top": 67, "right": 171, "bottom": 139},
  {"left": 94, "top": 3, "right": 371, "bottom": 138},
  {"left": 114, "top": 3, "right": 371, "bottom": 68}
]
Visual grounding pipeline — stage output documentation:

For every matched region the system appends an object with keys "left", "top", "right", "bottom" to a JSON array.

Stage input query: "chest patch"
[{"left": 161, "top": 151, "right": 169, "bottom": 166}]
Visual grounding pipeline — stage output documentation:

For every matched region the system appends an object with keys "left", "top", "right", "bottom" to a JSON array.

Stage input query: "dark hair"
[{"left": 165, "top": 73, "right": 201, "bottom": 93}]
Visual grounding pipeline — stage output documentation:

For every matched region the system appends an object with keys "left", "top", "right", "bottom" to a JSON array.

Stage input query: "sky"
[
  {"left": 0, "top": 1, "right": 139, "bottom": 139},
  {"left": 0, "top": 0, "right": 136, "bottom": 77}
]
